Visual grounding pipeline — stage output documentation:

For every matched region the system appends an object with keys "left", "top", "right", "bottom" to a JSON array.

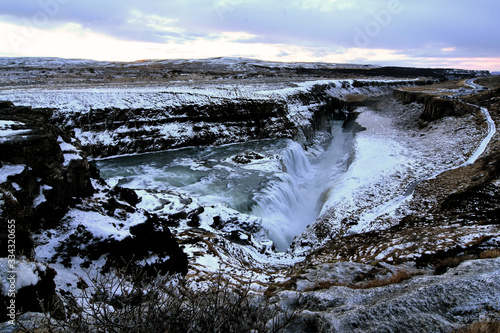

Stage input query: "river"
[{"left": 95, "top": 120, "right": 355, "bottom": 251}]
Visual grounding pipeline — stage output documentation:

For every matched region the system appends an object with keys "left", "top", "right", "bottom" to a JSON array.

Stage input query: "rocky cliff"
[
  {"left": 53, "top": 98, "right": 295, "bottom": 158},
  {"left": 0, "top": 102, "right": 188, "bottom": 321},
  {"left": 0, "top": 102, "right": 95, "bottom": 255},
  {"left": 393, "top": 88, "right": 471, "bottom": 121}
]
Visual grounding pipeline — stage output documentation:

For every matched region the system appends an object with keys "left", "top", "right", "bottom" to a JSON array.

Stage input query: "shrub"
[
  {"left": 352, "top": 270, "right": 417, "bottom": 289},
  {"left": 19, "top": 265, "right": 301, "bottom": 333},
  {"left": 480, "top": 249, "right": 500, "bottom": 259},
  {"left": 301, "top": 270, "right": 419, "bottom": 292},
  {"left": 434, "top": 256, "right": 470, "bottom": 275},
  {"left": 453, "top": 319, "right": 500, "bottom": 333}
]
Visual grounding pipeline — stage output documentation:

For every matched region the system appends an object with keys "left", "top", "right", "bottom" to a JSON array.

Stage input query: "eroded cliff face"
[
  {"left": 0, "top": 78, "right": 420, "bottom": 159},
  {"left": 0, "top": 102, "right": 188, "bottom": 321},
  {"left": 53, "top": 99, "right": 295, "bottom": 158},
  {"left": 393, "top": 89, "right": 471, "bottom": 121},
  {"left": 0, "top": 103, "right": 95, "bottom": 252}
]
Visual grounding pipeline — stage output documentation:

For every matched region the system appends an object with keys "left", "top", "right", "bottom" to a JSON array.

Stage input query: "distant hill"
[{"left": 0, "top": 56, "right": 488, "bottom": 78}]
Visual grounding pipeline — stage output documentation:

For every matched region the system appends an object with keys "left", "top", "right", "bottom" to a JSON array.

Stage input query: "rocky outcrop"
[
  {"left": 421, "top": 97, "right": 458, "bottom": 120},
  {"left": 52, "top": 99, "right": 295, "bottom": 158},
  {"left": 392, "top": 89, "right": 428, "bottom": 105},
  {"left": 393, "top": 89, "right": 471, "bottom": 121},
  {"left": 0, "top": 101, "right": 188, "bottom": 265},
  {"left": 1, "top": 102, "right": 188, "bottom": 320},
  {"left": 0, "top": 260, "right": 64, "bottom": 323},
  {"left": 277, "top": 258, "right": 500, "bottom": 333},
  {"left": 51, "top": 209, "right": 189, "bottom": 276},
  {"left": 0, "top": 102, "right": 96, "bottom": 256}
]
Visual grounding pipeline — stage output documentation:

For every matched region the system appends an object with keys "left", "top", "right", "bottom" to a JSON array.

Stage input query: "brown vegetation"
[
  {"left": 352, "top": 270, "right": 417, "bottom": 289},
  {"left": 301, "top": 270, "right": 419, "bottom": 292},
  {"left": 480, "top": 249, "right": 500, "bottom": 259},
  {"left": 476, "top": 76, "right": 500, "bottom": 89},
  {"left": 433, "top": 248, "right": 500, "bottom": 275},
  {"left": 18, "top": 265, "right": 302, "bottom": 333},
  {"left": 453, "top": 319, "right": 500, "bottom": 333}
]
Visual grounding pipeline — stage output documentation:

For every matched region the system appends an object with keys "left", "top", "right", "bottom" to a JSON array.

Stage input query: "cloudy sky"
[{"left": 1, "top": 0, "right": 499, "bottom": 70}]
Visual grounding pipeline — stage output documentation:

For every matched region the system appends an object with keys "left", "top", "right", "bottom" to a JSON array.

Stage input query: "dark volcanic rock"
[
  {"left": 0, "top": 102, "right": 188, "bottom": 278},
  {"left": 52, "top": 212, "right": 188, "bottom": 277},
  {"left": 0, "top": 101, "right": 14, "bottom": 109},
  {"left": 393, "top": 89, "right": 472, "bottom": 121},
  {"left": 110, "top": 186, "right": 141, "bottom": 207},
  {"left": 232, "top": 151, "right": 265, "bottom": 164},
  {"left": 420, "top": 97, "right": 466, "bottom": 121},
  {"left": 1, "top": 264, "right": 64, "bottom": 322},
  {"left": 0, "top": 104, "right": 95, "bottom": 256},
  {"left": 52, "top": 99, "right": 296, "bottom": 158}
]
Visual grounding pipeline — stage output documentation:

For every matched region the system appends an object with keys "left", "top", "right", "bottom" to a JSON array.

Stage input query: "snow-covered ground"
[
  {"left": 1, "top": 77, "right": 488, "bottom": 266},
  {"left": 291, "top": 99, "right": 488, "bottom": 252},
  {"left": 0, "top": 78, "right": 418, "bottom": 164},
  {"left": 0, "top": 79, "right": 406, "bottom": 115},
  {"left": 0, "top": 120, "right": 31, "bottom": 142},
  {"left": 276, "top": 257, "right": 500, "bottom": 332}
]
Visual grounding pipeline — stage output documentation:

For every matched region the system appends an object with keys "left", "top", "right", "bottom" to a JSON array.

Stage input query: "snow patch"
[
  {"left": 33, "top": 185, "right": 52, "bottom": 208},
  {"left": 0, "top": 164, "right": 26, "bottom": 184},
  {"left": 0, "top": 259, "right": 40, "bottom": 295},
  {"left": 0, "top": 120, "right": 31, "bottom": 142},
  {"left": 65, "top": 209, "right": 147, "bottom": 241}
]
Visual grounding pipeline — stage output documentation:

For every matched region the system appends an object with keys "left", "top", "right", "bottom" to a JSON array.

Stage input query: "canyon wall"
[{"left": 393, "top": 89, "right": 472, "bottom": 121}]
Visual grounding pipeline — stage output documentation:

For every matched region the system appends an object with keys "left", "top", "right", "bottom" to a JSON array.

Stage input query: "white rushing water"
[
  {"left": 95, "top": 139, "right": 291, "bottom": 214},
  {"left": 95, "top": 121, "right": 354, "bottom": 251},
  {"left": 252, "top": 121, "right": 354, "bottom": 251}
]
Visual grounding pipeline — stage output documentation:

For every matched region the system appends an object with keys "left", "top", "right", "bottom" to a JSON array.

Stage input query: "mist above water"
[{"left": 252, "top": 121, "right": 354, "bottom": 251}]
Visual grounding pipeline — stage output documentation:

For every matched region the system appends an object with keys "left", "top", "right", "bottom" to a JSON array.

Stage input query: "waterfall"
[
  {"left": 95, "top": 119, "right": 355, "bottom": 253},
  {"left": 253, "top": 121, "right": 352, "bottom": 251},
  {"left": 251, "top": 141, "right": 315, "bottom": 251}
]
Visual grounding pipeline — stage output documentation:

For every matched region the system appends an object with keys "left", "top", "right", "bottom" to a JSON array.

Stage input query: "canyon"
[{"left": 0, "top": 58, "right": 499, "bottom": 332}]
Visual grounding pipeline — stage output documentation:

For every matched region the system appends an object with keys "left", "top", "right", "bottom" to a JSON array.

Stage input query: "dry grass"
[
  {"left": 344, "top": 93, "right": 368, "bottom": 103},
  {"left": 480, "top": 249, "right": 500, "bottom": 259},
  {"left": 302, "top": 280, "right": 345, "bottom": 292},
  {"left": 401, "top": 79, "right": 473, "bottom": 93},
  {"left": 433, "top": 249, "right": 500, "bottom": 275},
  {"left": 302, "top": 270, "right": 419, "bottom": 292},
  {"left": 476, "top": 76, "right": 500, "bottom": 89},
  {"left": 453, "top": 319, "right": 500, "bottom": 333},
  {"left": 434, "top": 256, "right": 470, "bottom": 275},
  {"left": 352, "top": 270, "right": 417, "bottom": 289}
]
